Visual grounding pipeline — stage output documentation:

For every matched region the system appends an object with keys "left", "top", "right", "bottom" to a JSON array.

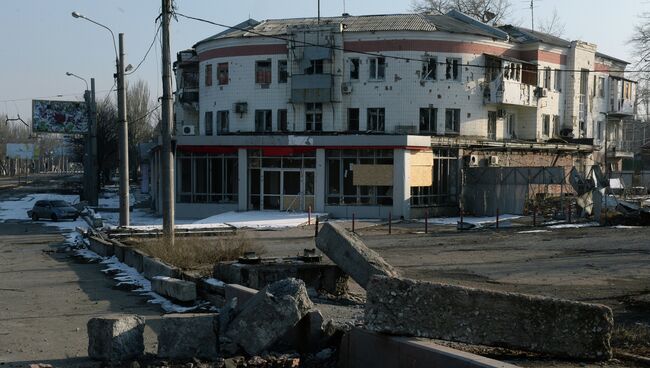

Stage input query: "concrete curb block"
[
  {"left": 151, "top": 276, "right": 197, "bottom": 302},
  {"left": 142, "top": 256, "right": 179, "bottom": 279},
  {"left": 339, "top": 328, "right": 518, "bottom": 368},
  {"left": 88, "top": 236, "right": 114, "bottom": 257}
]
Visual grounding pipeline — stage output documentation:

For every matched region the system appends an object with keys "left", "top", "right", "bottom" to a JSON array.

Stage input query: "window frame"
[
  {"left": 204, "top": 111, "right": 213, "bottom": 136},
  {"left": 347, "top": 108, "right": 360, "bottom": 131},
  {"left": 445, "top": 58, "right": 461, "bottom": 81},
  {"left": 255, "top": 60, "right": 272, "bottom": 84},
  {"left": 217, "top": 110, "right": 229, "bottom": 134},
  {"left": 368, "top": 57, "right": 386, "bottom": 81},
  {"left": 278, "top": 60, "right": 288, "bottom": 83},
  {"left": 254, "top": 109, "right": 273, "bottom": 132},
  {"left": 444, "top": 108, "right": 460, "bottom": 134},
  {"left": 419, "top": 107, "right": 438, "bottom": 134},
  {"left": 350, "top": 58, "right": 360, "bottom": 80},
  {"left": 204, "top": 63, "right": 213, "bottom": 87},
  {"left": 542, "top": 114, "right": 551, "bottom": 136},
  {"left": 367, "top": 108, "right": 385, "bottom": 132},
  {"left": 217, "top": 62, "right": 229, "bottom": 85},
  {"left": 421, "top": 57, "right": 437, "bottom": 81},
  {"left": 277, "top": 109, "right": 288, "bottom": 132},
  {"left": 306, "top": 103, "right": 323, "bottom": 131}
]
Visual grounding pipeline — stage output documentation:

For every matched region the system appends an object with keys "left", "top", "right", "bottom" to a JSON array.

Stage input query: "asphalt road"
[{"left": 0, "top": 177, "right": 163, "bottom": 367}]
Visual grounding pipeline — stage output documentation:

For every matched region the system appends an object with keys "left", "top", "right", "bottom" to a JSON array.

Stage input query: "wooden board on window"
[
  {"left": 352, "top": 164, "right": 393, "bottom": 186},
  {"left": 409, "top": 150, "right": 433, "bottom": 187}
]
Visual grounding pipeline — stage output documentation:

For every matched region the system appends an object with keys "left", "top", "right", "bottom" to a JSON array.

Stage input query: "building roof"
[
  {"left": 195, "top": 12, "right": 509, "bottom": 47},
  {"left": 498, "top": 25, "right": 571, "bottom": 48},
  {"left": 595, "top": 51, "right": 630, "bottom": 65}
]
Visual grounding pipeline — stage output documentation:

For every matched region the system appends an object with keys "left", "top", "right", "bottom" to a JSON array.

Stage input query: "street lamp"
[
  {"left": 72, "top": 11, "right": 130, "bottom": 226},
  {"left": 65, "top": 72, "right": 88, "bottom": 91},
  {"left": 66, "top": 71, "right": 98, "bottom": 206}
]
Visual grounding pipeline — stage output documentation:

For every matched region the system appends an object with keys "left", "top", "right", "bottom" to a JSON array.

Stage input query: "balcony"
[
  {"left": 609, "top": 98, "right": 635, "bottom": 117},
  {"left": 606, "top": 141, "right": 635, "bottom": 158},
  {"left": 291, "top": 74, "right": 333, "bottom": 103},
  {"left": 485, "top": 78, "right": 537, "bottom": 107}
]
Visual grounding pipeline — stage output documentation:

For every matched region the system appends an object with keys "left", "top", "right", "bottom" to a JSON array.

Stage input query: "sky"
[{"left": 0, "top": 0, "right": 646, "bottom": 121}]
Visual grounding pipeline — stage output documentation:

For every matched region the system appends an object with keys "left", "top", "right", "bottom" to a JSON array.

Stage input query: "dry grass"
[
  {"left": 125, "top": 234, "right": 264, "bottom": 275},
  {"left": 612, "top": 324, "right": 650, "bottom": 356}
]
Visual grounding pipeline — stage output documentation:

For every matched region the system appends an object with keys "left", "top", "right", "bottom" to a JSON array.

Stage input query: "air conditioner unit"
[
  {"left": 341, "top": 82, "right": 353, "bottom": 94},
  {"left": 469, "top": 154, "right": 480, "bottom": 167},
  {"left": 234, "top": 102, "right": 248, "bottom": 114},
  {"left": 535, "top": 87, "right": 548, "bottom": 98},
  {"left": 181, "top": 125, "right": 195, "bottom": 136},
  {"left": 489, "top": 155, "right": 500, "bottom": 166}
]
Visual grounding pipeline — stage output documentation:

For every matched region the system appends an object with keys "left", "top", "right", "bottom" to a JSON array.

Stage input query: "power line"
[
  {"left": 126, "top": 22, "right": 162, "bottom": 76},
  {"left": 130, "top": 104, "right": 161, "bottom": 124},
  {"left": 0, "top": 90, "right": 113, "bottom": 104},
  {"left": 174, "top": 12, "right": 641, "bottom": 75}
]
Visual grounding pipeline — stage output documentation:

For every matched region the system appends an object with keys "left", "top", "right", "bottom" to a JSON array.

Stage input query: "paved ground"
[{"left": 0, "top": 176, "right": 165, "bottom": 367}]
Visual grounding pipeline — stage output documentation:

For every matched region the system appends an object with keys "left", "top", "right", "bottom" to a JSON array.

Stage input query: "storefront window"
[
  {"left": 177, "top": 152, "right": 238, "bottom": 203},
  {"left": 410, "top": 149, "right": 459, "bottom": 207},
  {"left": 326, "top": 149, "right": 394, "bottom": 206}
]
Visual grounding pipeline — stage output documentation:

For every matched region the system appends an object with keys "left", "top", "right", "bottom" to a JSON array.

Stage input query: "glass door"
[
  {"left": 262, "top": 170, "right": 281, "bottom": 210},
  {"left": 303, "top": 170, "right": 315, "bottom": 211}
]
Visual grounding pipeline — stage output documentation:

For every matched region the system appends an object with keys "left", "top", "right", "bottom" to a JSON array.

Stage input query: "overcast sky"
[{"left": 0, "top": 0, "right": 646, "bottom": 120}]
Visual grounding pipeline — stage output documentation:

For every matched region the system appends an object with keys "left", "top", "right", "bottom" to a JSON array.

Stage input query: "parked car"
[{"left": 28, "top": 200, "right": 79, "bottom": 222}]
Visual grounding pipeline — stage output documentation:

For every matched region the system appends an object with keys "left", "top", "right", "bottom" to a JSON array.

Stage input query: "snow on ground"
[
  {"left": 547, "top": 222, "right": 600, "bottom": 229},
  {"left": 419, "top": 214, "right": 522, "bottom": 226},
  {"left": 73, "top": 249, "right": 204, "bottom": 313},
  {"left": 0, "top": 193, "right": 86, "bottom": 231},
  {"left": 517, "top": 229, "right": 551, "bottom": 234},
  {"left": 193, "top": 211, "right": 326, "bottom": 229},
  {"left": 97, "top": 192, "right": 136, "bottom": 208},
  {"left": 204, "top": 278, "right": 226, "bottom": 287}
]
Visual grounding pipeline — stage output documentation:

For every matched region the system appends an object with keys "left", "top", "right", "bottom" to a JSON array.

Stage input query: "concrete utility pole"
[
  {"left": 89, "top": 78, "right": 98, "bottom": 206},
  {"left": 117, "top": 33, "right": 130, "bottom": 226},
  {"left": 161, "top": 0, "right": 175, "bottom": 244}
]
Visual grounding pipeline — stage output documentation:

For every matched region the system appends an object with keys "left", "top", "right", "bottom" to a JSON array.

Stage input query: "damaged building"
[{"left": 147, "top": 10, "right": 637, "bottom": 219}]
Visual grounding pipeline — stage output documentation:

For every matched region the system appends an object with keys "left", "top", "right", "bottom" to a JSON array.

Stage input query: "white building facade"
[{"left": 151, "top": 11, "right": 637, "bottom": 219}]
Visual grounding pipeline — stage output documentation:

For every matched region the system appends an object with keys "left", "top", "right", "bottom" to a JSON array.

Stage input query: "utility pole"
[
  {"left": 83, "top": 78, "right": 99, "bottom": 206},
  {"left": 161, "top": 0, "right": 175, "bottom": 245},
  {"left": 89, "top": 78, "right": 98, "bottom": 206},
  {"left": 117, "top": 33, "right": 130, "bottom": 226},
  {"left": 530, "top": 0, "right": 534, "bottom": 31}
]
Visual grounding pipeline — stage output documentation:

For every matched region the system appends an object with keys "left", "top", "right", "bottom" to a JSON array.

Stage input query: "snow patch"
[
  {"left": 419, "top": 214, "right": 522, "bottom": 226},
  {"left": 547, "top": 222, "right": 600, "bottom": 229},
  {"left": 204, "top": 278, "right": 225, "bottom": 287},
  {"left": 517, "top": 230, "right": 551, "bottom": 234},
  {"left": 193, "top": 211, "right": 325, "bottom": 229}
]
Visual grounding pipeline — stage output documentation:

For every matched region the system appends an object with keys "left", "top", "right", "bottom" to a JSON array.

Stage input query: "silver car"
[{"left": 28, "top": 200, "right": 79, "bottom": 222}]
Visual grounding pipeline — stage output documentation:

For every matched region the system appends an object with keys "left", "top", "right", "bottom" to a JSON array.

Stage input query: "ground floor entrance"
[{"left": 260, "top": 169, "right": 315, "bottom": 211}]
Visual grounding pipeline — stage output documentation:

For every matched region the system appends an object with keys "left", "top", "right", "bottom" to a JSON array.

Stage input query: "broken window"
[
  {"left": 445, "top": 108, "right": 460, "bottom": 133},
  {"left": 305, "top": 59, "right": 324, "bottom": 75},
  {"left": 553, "top": 115, "right": 560, "bottom": 137},
  {"left": 542, "top": 114, "right": 550, "bottom": 136},
  {"left": 421, "top": 57, "right": 437, "bottom": 81},
  {"left": 255, "top": 109, "right": 272, "bottom": 132},
  {"left": 277, "top": 109, "right": 288, "bottom": 131},
  {"left": 217, "top": 110, "right": 229, "bottom": 134},
  {"left": 367, "top": 108, "right": 385, "bottom": 132},
  {"left": 205, "top": 63, "right": 212, "bottom": 86},
  {"left": 348, "top": 108, "right": 359, "bottom": 131},
  {"left": 306, "top": 103, "right": 323, "bottom": 131},
  {"left": 419, "top": 107, "right": 437, "bottom": 134},
  {"left": 597, "top": 121, "right": 603, "bottom": 141},
  {"left": 350, "top": 58, "right": 360, "bottom": 80},
  {"left": 278, "top": 60, "right": 288, "bottom": 83},
  {"left": 217, "top": 63, "right": 229, "bottom": 85},
  {"left": 255, "top": 60, "right": 272, "bottom": 84},
  {"left": 410, "top": 149, "right": 458, "bottom": 207},
  {"left": 445, "top": 58, "right": 461, "bottom": 81},
  {"left": 204, "top": 111, "right": 213, "bottom": 136},
  {"left": 369, "top": 57, "right": 386, "bottom": 80},
  {"left": 506, "top": 114, "right": 516, "bottom": 138}
]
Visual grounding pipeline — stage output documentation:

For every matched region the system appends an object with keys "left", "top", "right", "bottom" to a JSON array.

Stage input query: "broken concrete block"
[
  {"left": 151, "top": 276, "right": 197, "bottom": 302},
  {"left": 87, "top": 314, "right": 145, "bottom": 362},
  {"left": 315, "top": 222, "right": 398, "bottom": 289},
  {"left": 157, "top": 314, "right": 219, "bottom": 360},
  {"left": 225, "top": 283, "right": 258, "bottom": 307},
  {"left": 142, "top": 256, "right": 178, "bottom": 279},
  {"left": 224, "top": 278, "right": 314, "bottom": 356},
  {"left": 365, "top": 276, "right": 613, "bottom": 361}
]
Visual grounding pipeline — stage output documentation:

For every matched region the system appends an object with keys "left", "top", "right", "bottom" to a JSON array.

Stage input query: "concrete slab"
[
  {"left": 157, "top": 314, "right": 219, "bottom": 360},
  {"left": 365, "top": 276, "right": 613, "bottom": 360},
  {"left": 151, "top": 276, "right": 197, "bottom": 302},
  {"left": 315, "top": 222, "right": 398, "bottom": 288},
  {"left": 87, "top": 314, "right": 145, "bottom": 362}
]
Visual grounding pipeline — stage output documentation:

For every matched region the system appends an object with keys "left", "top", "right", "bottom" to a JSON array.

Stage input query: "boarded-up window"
[
  {"left": 255, "top": 60, "right": 272, "bottom": 84},
  {"left": 217, "top": 63, "right": 228, "bottom": 85},
  {"left": 205, "top": 64, "right": 212, "bottom": 86}
]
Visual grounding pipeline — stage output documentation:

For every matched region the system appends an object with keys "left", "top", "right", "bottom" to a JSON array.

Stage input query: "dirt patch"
[{"left": 123, "top": 234, "right": 265, "bottom": 275}]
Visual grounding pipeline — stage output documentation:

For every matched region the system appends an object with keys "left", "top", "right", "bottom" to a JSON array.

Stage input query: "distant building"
[{"left": 148, "top": 11, "right": 637, "bottom": 218}]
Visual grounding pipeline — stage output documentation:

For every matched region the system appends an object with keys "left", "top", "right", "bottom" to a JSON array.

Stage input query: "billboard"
[
  {"left": 32, "top": 100, "right": 88, "bottom": 134},
  {"left": 6, "top": 143, "right": 35, "bottom": 159}
]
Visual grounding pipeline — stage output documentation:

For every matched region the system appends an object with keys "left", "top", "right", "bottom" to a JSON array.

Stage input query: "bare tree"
[
  {"left": 631, "top": 13, "right": 650, "bottom": 77},
  {"left": 126, "top": 79, "right": 155, "bottom": 181},
  {"left": 411, "top": 0, "right": 512, "bottom": 24},
  {"left": 537, "top": 8, "right": 565, "bottom": 37}
]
